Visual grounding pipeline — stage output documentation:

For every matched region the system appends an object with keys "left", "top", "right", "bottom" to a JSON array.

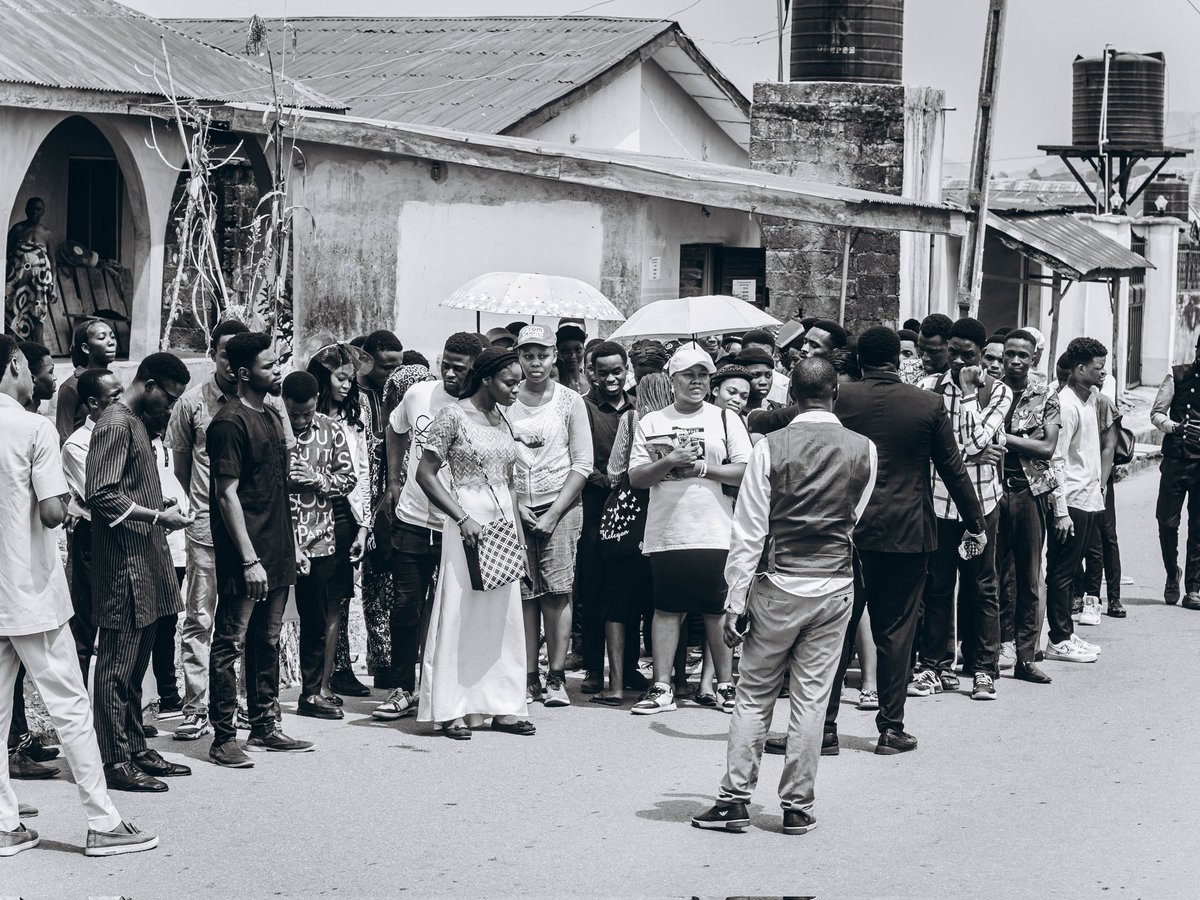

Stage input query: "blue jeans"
[{"left": 209, "top": 586, "right": 287, "bottom": 746}]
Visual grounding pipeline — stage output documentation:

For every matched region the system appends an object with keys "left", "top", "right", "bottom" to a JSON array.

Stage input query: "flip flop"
[
  {"left": 441, "top": 724, "right": 471, "bottom": 740},
  {"left": 588, "top": 695, "right": 624, "bottom": 707},
  {"left": 491, "top": 719, "right": 536, "bottom": 736}
]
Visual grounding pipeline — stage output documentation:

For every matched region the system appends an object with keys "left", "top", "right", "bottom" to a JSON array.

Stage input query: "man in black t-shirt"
[{"left": 206, "top": 333, "right": 312, "bottom": 768}]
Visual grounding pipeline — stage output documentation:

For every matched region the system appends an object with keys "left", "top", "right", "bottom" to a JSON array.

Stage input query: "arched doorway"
[{"left": 6, "top": 116, "right": 137, "bottom": 359}]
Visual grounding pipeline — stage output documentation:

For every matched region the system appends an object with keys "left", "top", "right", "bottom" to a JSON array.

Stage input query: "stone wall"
[{"left": 750, "top": 81, "right": 906, "bottom": 331}]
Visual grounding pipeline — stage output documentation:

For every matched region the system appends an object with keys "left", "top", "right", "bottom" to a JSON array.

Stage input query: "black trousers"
[
  {"left": 997, "top": 484, "right": 1046, "bottom": 664},
  {"left": 68, "top": 521, "right": 97, "bottom": 680},
  {"left": 919, "top": 511, "right": 1001, "bottom": 676},
  {"left": 1156, "top": 455, "right": 1200, "bottom": 592},
  {"left": 826, "top": 550, "right": 927, "bottom": 735},
  {"left": 1046, "top": 507, "right": 1099, "bottom": 646},
  {"left": 150, "top": 569, "right": 185, "bottom": 705},
  {"left": 576, "top": 487, "right": 607, "bottom": 674},
  {"left": 1078, "top": 475, "right": 1121, "bottom": 602},
  {"left": 210, "top": 586, "right": 288, "bottom": 747},
  {"left": 296, "top": 555, "right": 340, "bottom": 698},
  {"left": 7, "top": 672, "right": 27, "bottom": 749},
  {"left": 94, "top": 622, "right": 156, "bottom": 765},
  {"left": 389, "top": 522, "right": 441, "bottom": 693}
]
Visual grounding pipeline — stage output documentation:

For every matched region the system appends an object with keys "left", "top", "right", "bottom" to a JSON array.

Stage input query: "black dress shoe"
[
  {"left": 8, "top": 750, "right": 58, "bottom": 780},
  {"left": 1105, "top": 599, "right": 1127, "bottom": 618},
  {"left": 329, "top": 670, "right": 371, "bottom": 697},
  {"left": 1166, "top": 568, "right": 1182, "bottom": 605},
  {"left": 142, "top": 723, "right": 159, "bottom": 738},
  {"left": 16, "top": 735, "right": 59, "bottom": 763},
  {"left": 298, "top": 695, "right": 344, "bottom": 720},
  {"left": 132, "top": 749, "right": 191, "bottom": 777},
  {"left": 623, "top": 671, "right": 649, "bottom": 692},
  {"left": 875, "top": 729, "right": 918, "bottom": 755},
  {"left": 104, "top": 762, "right": 168, "bottom": 792},
  {"left": 1014, "top": 662, "right": 1052, "bottom": 684},
  {"left": 821, "top": 731, "right": 839, "bottom": 756},
  {"left": 764, "top": 735, "right": 786, "bottom": 755}
]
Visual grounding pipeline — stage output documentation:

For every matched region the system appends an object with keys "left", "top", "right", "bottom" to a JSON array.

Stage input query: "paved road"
[{"left": 6, "top": 467, "right": 1200, "bottom": 898}]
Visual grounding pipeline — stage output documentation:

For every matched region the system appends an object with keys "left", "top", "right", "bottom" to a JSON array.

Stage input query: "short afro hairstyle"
[
  {"left": 734, "top": 347, "right": 775, "bottom": 368},
  {"left": 741, "top": 328, "right": 776, "bottom": 350},
  {"left": 135, "top": 351, "right": 191, "bottom": 389},
  {"left": 808, "top": 319, "right": 850, "bottom": 351},
  {"left": 18, "top": 341, "right": 51, "bottom": 373},
  {"left": 1005, "top": 328, "right": 1039, "bottom": 349},
  {"left": 788, "top": 357, "right": 838, "bottom": 402},
  {"left": 589, "top": 340, "right": 628, "bottom": 365},
  {"left": 77, "top": 368, "right": 115, "bottom": 405},
  {"left": 282, "top": 370, "right": 320, "bottom": 404},
  {"left": 1062, "top": 337, "right": 1108, "bottom": 370},
  {"left": 444, "top": 331, "right": 485, "bottom": 358},
  {"left": 897, "top": 328, "right": 919, "bottom": 344},
  {"left": 361, "top": 330, "right": 403, "bottom": 356},
  {"left": 401, "top": 350, "right": 430, "bottom": 369},
  {"left": 225, "top": 332, "right": 273, "bottom": 375},
  {"left": 902, "top": 318, "right": 922, "bottom": 332},
  {"left": 948, "top": 317, "right": 988, "bottom": 349},
  {"left": 856, "top": 326, "right": 902, "bottom": 369},
  {"left": 985, "top": 333, "right": 1009, "bottom": 347},
  {"left": 919, "top": 313, "right": 953, "bottom": 342},
  {"left": 209, "top": 318, "right": 250, "bottom": 353}
]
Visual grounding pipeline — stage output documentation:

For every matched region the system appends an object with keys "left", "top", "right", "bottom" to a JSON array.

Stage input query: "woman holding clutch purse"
[{"left": 414, "top": 349, "right": 535, "bottom": 740}]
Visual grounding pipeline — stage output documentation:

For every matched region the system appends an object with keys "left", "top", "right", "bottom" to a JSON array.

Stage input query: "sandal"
[
  {"left": 490, "top": 719, "right": 536, "bottom": 736},
  {"left": 588, "top": 695, "right": 624, "bottom": 707},
  {"left": 441, "top": 723, "right": 472, "bottom": 740},
  {"left": 692, "top": 692, "right": 718, "bottom": 708}
]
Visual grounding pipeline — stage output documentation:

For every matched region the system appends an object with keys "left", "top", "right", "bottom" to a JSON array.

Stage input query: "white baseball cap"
[
  {"left": 516, "top": 324, "right": 554, "bottom": 347},
  {"left": 668, "top": 344, "right": 717, "bottom": 376}
]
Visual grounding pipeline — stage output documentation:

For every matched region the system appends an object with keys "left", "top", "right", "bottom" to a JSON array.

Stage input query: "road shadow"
[
  {"left": 647, "top": 721, "right": 728, "bottom": 742},
  {"left": 31, "top": 838, "right": 81, "bottom": 855},
  {"left": 635, "top": 792, "right": 765, "bottom": 825}
]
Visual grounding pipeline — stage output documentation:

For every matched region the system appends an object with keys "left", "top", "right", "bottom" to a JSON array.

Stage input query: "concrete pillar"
[{"left": 749, "top": 81, "right": 944, "bottom": 332}]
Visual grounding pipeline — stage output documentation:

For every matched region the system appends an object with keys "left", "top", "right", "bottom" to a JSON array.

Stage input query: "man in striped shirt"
[
  {"left": 917, "top": 317, "right": 1012, "bottom": 701},
  {"left": 86, "top": 353, "right": 194, "bottom": 793}
]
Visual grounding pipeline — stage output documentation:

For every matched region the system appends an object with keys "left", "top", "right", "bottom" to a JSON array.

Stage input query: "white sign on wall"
[
  {"left": 649, "top": 256, "right": 662, "bottom": 281},
  {"left": 732, "top": 279, "right": 756, "bottom": 303}
]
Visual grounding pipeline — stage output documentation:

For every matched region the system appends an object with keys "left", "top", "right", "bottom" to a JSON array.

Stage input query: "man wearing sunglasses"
[{"left": 916, "top": 317, "right": 1012, "bottom": 702}]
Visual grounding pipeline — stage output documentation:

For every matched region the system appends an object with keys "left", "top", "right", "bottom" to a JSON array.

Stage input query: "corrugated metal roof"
[
  {"left": 945, "top": 179, "right": 1094, "bottom": 213},
  {"left": 0, "top": 0, "right": 341, "bottom": 109},
  {"left": 988, "top": 212, "right": 1152, "bottom": 280},
  {"left": 171, "top": 17, "right": 747, "bottom": 140}
]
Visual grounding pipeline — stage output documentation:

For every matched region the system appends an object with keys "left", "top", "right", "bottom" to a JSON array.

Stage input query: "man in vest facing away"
[{"left": 692, "top": 358, "right": 876, "bottom": 836}]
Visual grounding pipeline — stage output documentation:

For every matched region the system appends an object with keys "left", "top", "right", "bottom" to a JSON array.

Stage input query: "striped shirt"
[
  {"left": 86, "top": 401, "right": 182, "bottom": 630},
  {"left": 921, "top": 371, "right": 1012, "bottom": 520}
]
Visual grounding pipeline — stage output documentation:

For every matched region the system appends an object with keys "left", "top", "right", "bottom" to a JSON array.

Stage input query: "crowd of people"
[{"left": 0, "top": 302, "right": 1167, "bottom": 853}]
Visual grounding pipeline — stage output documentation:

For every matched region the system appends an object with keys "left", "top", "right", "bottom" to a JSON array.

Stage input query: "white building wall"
[{"left": 523, "top": 66, "right": 641, "bottom": 152}]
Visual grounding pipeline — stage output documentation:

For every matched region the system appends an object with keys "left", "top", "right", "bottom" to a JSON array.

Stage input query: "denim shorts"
[{"left": 521, "top": 500, "right": 583, "bottom": 600}]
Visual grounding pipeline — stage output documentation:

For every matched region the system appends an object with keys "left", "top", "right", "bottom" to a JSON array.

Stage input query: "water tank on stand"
[
  {"left": 1072, "top": 51, "right": 1165, "bottom": 149},
  {"left": 1142, "top": 174, "right": 1190, "bottom": 219},
  {"left": 790, "top": 0, "right": 904, "bottom": 84}
]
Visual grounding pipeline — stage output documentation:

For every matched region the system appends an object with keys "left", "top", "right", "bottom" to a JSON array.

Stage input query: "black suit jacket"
[
  {"left": 750, "top": 371, "right": 985, "bottom": 553},
  {"left": 836, "top": 371, "right": 984, "bottom": 553}
]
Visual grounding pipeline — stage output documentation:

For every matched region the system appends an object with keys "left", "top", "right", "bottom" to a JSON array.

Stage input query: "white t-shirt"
[
  {"left": 628, "top": 402, "right": 752, "bottom": 554},
  {"left": 389, "top": 381, "right": 456, "bottom": 531},
  {"left": 152, "top": 437, "right": 189, "bottom": 568}
]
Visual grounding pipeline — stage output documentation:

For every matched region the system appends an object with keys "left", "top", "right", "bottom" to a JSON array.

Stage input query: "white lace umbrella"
[
  {"left": 440, "top": 272, "right": 626, "bottom": 323},
  {"left": 608, "top": 295, "right": 780, "bottom": 340}
]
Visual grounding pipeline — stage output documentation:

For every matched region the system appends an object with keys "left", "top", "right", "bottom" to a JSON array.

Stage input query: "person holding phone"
[{"left": 692, "top": 358, "right": 876, "bottom": 836}]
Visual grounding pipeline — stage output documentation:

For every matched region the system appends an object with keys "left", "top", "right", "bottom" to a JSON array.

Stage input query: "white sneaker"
[
  {"left": 998, "top": 641, "right": 1016, "bottom": 671},
  {"left": 1069, "top": 633, "right": 1101, "bottom": 655},
  {"left": 631, "top": 682, "right": 676, "bottom": 715},
  {"left": 1078, "top": 595, "right": 1102, "bottom": 627},
  {"left": 1044, "top": 639, "right": 1098, "bottom": 663}
]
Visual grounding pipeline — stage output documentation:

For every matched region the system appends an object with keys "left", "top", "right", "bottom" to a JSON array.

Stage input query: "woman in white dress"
[{"left": 415, "top": 349, "right": 534, "bottom": 740}]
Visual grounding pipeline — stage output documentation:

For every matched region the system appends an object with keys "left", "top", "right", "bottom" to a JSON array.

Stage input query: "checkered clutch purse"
[{"left": 463, "top": 516, "right": 526, "bottom": 592}]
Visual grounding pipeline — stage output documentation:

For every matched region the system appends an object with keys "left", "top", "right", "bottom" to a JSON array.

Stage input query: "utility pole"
[{"left": 955, "top": 0, "right": 1008, "bottom": 318}]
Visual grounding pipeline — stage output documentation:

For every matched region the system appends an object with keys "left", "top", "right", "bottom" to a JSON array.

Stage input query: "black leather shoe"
[
  {"left": 782, "top": 809, "right": 817, "bottom": 835},
  {"left": 16, "top": 735, "right": 59, "bottom": 763},
  {"left": 132, "top": 749, "right": 191, "bottom": 777},
  {"left": 1105, "top": 599, "right": 1127, "bottom": 618},
  {"left": 298, "top": 695, "right": 344, "bottom": 720},
  {"left": 142, "top": 723, "right": 159, "bottom": 738},
  {"left": 691, "top": 802, "right": 750, "bottom": 831},
  {"left": 875, "top": 729, "right": 918, "bottom": 755},
  {"left": 581, "top": 671, "right": 603, "bottom": 694},
  {"left": 623, "top": 671, "right": 649, "bottom": 692},
  {"left": 1014, "top": 662, "right": 1052, "bottom": 684},
  {"left": 104, "top": 762, "right": 168, "bottom": 792},
  {"left": 330, "top": 670, "right": 371, "bottom": 697},
  {"left": 1166, "top": 567, "right": 1182, "bottom": 605},
  {"left": 764, "top": 735, "right": 786, "bottom": 755},
  {"left": 821, "top": 731, "right": 839, "bottom": 756},
  {"left": 8, "top": 750, "right": 57, "bottom": 780}
]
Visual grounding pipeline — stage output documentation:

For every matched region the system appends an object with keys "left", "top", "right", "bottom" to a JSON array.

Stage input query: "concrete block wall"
[{"left": 750, "top": 81, "right": 906, "bottom": 330}]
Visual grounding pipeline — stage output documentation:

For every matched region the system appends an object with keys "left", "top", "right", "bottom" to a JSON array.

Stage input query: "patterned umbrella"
[
  {"left": 440, "top": 272, "right": 626, "bottom": 321},
  {"left": 608, "top": 295, "right": 780, "bottom": 341}
]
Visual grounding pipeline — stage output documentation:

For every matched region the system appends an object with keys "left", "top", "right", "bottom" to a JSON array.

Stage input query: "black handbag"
[
  {"left": 1113, "top": 420, "right": 1136, "bottom": 467},
  {"left": 599, "top": 410, "right": 649, "bottom": 560}
]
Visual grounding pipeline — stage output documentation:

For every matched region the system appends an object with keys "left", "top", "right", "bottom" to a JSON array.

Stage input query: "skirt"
[
  {"left": 649, "top": 549, "right": 728, "bottom": 616},
  {"left": 417, "top": 483, "right": 528, "bottom": 723}
]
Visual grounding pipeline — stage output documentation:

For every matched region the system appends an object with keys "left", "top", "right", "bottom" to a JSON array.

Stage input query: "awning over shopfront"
[{"left": 987, "top": 212, "right": 1152, "bottom": 281}]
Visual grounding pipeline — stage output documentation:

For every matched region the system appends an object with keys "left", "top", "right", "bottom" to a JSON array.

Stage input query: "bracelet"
[
  {"left": 242, "top": 557, "right": 260, "bottom": 568},
  {"left": 152, "top": 510, "right": 161, "bottom": 526},
  {"left": 455, "top": 514, "right": 470, "bottom": 527},
  {"left": 698, "top": 460, "right": 709, "bottom": 479}
]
